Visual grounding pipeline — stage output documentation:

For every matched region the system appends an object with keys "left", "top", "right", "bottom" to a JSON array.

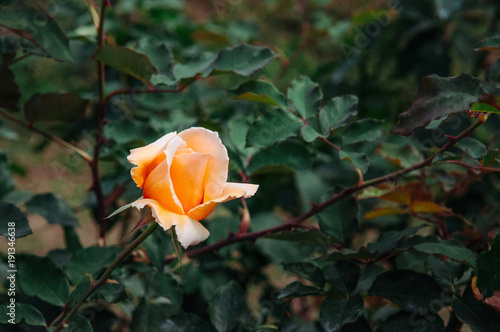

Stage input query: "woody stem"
[{"left": 52, "top": 222, "right": 159, "bottom": 331}]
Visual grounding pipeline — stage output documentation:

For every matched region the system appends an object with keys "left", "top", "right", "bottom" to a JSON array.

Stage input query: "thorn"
[
  {"left": 445, "top": 134, "right": 456, "bottom": 143},
  {"left": 84, "top": 274, "right": 95, "bottom": 286},
  {"left": 105, "top": 279, "right": 119, "bottom": 284}
]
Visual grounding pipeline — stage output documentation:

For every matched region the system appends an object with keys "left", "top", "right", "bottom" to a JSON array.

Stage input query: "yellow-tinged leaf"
[
  {"left": 380, "top": 187, "right": 412, "bottom": 206},
  {"left": 192, "top": 30, "right": 231, "bottom": 46},
  {"left": 364, "top": 207, "right": 409, "bottom": 220},
  {"left": 411, "top": 201, "right": 451, "bottom": 214},
  {"left": 357, "top": 186, "right": 391, "bottom": 199},
  {"left": 234, "top": 92, "right": 279, "bottom": 106}
]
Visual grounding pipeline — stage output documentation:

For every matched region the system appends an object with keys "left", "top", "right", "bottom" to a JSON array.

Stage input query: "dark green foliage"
[
  {"left": 18, "top": 255, "right": 70, "bottom": 307},
  {"left": 0, "top": 201, "right": 32, "bottom": 238},
  {"left": 2, "top": 1, "right": 500, "bottom": 331}
]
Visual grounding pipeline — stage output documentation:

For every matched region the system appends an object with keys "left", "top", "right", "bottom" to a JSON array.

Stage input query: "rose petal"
[
  {"left": 131, "top": 198, "right": 180, "bottom": 230},
  {"left": 178, "top": 127, "right": 229, "bottom": 203},
  {"left": 143, "top": 136, "right": 186, "bottom": 214},
  {"left": 128, "top": 132, "right": 177, "bottom": 188},
  {"left": 132, "top": 198, "right": 210, "bottom": 248},
  {"left": 187, "top": 182, "right": 259, "bottom": 221},
  {"left": 170, "top": 150, "right": 213, "bottom": 213},
  {"left": 174, "top": 216, "right": 210, "bottom": 249}
]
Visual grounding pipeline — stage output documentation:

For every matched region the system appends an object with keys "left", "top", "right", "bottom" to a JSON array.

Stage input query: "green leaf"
[
  {"left": 66, "top": 314, "right": 93, "bottom": 332},
  {"left": 376, "top": 142, "right": 424, "bottom": 168},
  {"left": 318, "top": 195, "right": 359, "bottom": 243},
  {"left": 339, "top": 150, "right": 369, "bottom": 173},
  {"left": 287, "top": 76, "right": 322, "bottom": 120},
  {"left": 247, "top": 109, "right": 302, "bottom": 148},
  {"left": 209, "top": 280, "right": 246, "bottom": 332},
  {"left": 146, "top": 271, "right": 182, "bottom": 306},
  {"left": 94, "top": 45, "right": 157, "bottom": 85},
  {"left": 277, "top": 281, "right": 323, "bottom": 301},
  {"left": 392, "top": 74, "right": 484, "bottom": 136},
  {"left": 368, "top": 270, "right": 445, "bottom": 313},
  {"left": 315, "top": 247, "right": 375, "bottom": 262},
  {"left": 0, "top": 201, "right": 32, "bottom": 238},
  {"left": 232, "top": 80, "right": 287, "bottom": 110},
  {"left": 300, "top": 125, "right": 323, "bottom": 143},
  {"left": 0, "top": 302, "right": 45, "bottom": 326},
  {"left": 130, "top": 299, "right": 181, "bottom": 331},
  {"left": 25, "top": 193, "right": 78, "bottom": 226},
  {"left": 0, "top": 60, "right": 21, "bottom": 112},
  {"left": 247, "top": 141, "right": 314, "bottom": 174},
  {"left": 342, "top": 119, "right": 383, "bottom": 146},
  {"left": 2, "top": 190, "right": 34, "bottom": 205},
  {"left": 136, "top": 37, "right": 173, "bottom": 76},
  {"left": 319, "top": 95, "right": 358, "bottom": 135},
  {"left": 105, "top": 201, "right": 137, "bottom": 219},
  {"left": 426, "top": 255, "right": 465, "bottom": 291},
  {"left": 172, "top": 52, "right": 215, "bottom": 82},
  {"left": 161, "top": 313, "right": 215, "bottom": 332},
  {"left": 323, "top": 261, "right": 360, "bottom": 294},
  {"left": 227, "top": 117, "right": 250, "bottom": 154},
  {"left": 283, "top": 262, "right": 325, "bottom": 288},
  {"left": 319, "top": 295, "right": 363, "bottom": 332},
  {"left": 163, "top": 44, "right": 275, "bottom": 85},
  {"left": 451, "top": 289, "right": 500, "bottom": 332},
  {"left": 265, "top": 229, "right": 338, "bottom": 244},
  {"left": 207, "top": 44, "right": 276, "bottom": 76},
  {"left": 471, "top": 102, "right": 500, "bottom": 114},
  {"left": 24, "top": 93, "right": 89, "bottom": 122},
  {"left": 0, "top": 5, "right": 73, "bottom": 61},
  {"left": 65, "top": 246, "right": 119, "bottom": 285},
  {"left": 400, "top": 235, "right": 476, "bottom": 267},
  {"left": 367, "top": 226, "right": 422, "bottom": 257},
  {"left": 295, "top": 169, "right": 329, "bottom": 210},
  {"left": 456, "top": 137, "right": 488, "bottom": 159},
  {"left": 256, "top": 238, "right": 307, "bottom": 264},
  {"left": 143, "top": 230, "right": 170, "bottom": 269},
  {"left": 18, "top": 255, "right": 70, "bottom": 306},
  {"left": 475, "top": 35, "right": 500, "bottom": 51},
  {"left": 63, "top": 226, "right": 82, "bottom": 253},
  {"left": 376, "top": 311, "right": 445, "bottom": 332},
  {"left": 476, "top": 234, "right": 500, "bottom": 297}
]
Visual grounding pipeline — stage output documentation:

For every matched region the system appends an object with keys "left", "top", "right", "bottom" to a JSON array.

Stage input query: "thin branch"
[
  {"left": 360, "top": 118, "right": 484, "bottom": 188},
  {"left": 438, "top": 160, "right": 500, "bottom": 173},
  {"left": 92, "top": 0, "right": 109, "bottom": 245},
  {"left": 6, "top": 52, "right": 32, "bottom": 65},
  {"left": 52, "top": 222, "right": 159, "bottom": 331},
  {"left": 102, "top": 180, "right": 130, "bottom": 217},
  {"left": 99, "top": 83, "right": 193, "bottom": 117},
  {"left": 321, "top": 137, "right": 342, "bottom": 151},
  {"left": 0, "top": 109, "right": 93, "bottom": 163},
  {"left": 168, "top": 119, "right": 485, "bottom": 262}
]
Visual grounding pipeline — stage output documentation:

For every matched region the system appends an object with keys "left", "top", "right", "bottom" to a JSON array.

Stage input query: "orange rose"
[{"left": 128, "top": 127, "right": 258, "bottom": 248}]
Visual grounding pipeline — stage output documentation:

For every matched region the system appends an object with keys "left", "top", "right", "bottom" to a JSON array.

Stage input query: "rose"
[{"left": 128, "top": 127, "right": 258, "bottom": 248}]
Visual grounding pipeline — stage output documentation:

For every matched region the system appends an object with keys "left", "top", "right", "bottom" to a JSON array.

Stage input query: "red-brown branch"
[{"left": 167, "top": 119, "right": 484, "bottom": 263}]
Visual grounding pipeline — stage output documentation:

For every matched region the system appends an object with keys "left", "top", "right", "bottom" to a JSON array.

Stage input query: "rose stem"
[{"left": 52, "top": 222, "right": 159, "bottom": 331}]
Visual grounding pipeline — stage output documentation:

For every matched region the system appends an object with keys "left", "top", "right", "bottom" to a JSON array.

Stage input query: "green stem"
[{"left": 52, "top": 222, "right": 159, "bottom": 331}]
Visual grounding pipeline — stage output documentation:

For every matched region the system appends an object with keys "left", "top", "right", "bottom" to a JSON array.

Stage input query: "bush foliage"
[{"left": 2, "top": 0, "right": 500, "bottom": 331}]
